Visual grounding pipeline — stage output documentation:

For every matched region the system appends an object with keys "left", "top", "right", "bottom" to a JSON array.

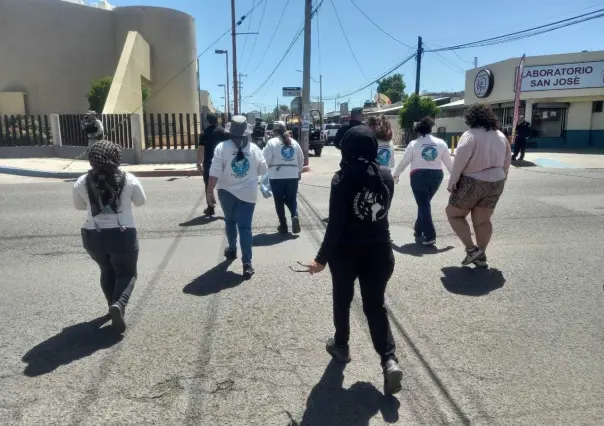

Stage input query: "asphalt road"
[{"left": 1, "top": 146, "right": 603, "bottom": 425}]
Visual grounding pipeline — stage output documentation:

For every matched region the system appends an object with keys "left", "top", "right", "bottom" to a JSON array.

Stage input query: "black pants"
[
  {"left": 513, "top": 138, "right": 527, "bottom": 160},
  {"left": 270, "top": 178, "right": 299, "bottom": 225},
  {"left": 329, "top": 243, "right": 397, "bottom": 365},
  {"left": 81, "top": 228, "right": 138, "bottom": 309},
  {"left": 410, "top": 169, "right": 443, "bottom": 240}
]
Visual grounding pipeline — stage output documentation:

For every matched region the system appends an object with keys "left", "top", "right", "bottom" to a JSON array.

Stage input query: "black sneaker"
[
  {"left": 243, "top": 264, "right": 255, "bottom": 279},
  {"left": 292, "top": 217, "right": 301, "bottom": 234},
  {"left": 203, "top": 206, "right": 215, "bottom": 216},
  {"left": 383, "top": 359, "right": 403, "bottom": 395},
  {"left": 473, "top": 253, "right": 488, "bottom": 268},
  {"left": 224, "top": 248, "right": 237, "bottom": 260},
  {"left": 326, "top": 337, "right": 351, "bottom": 363},
  {"left": 109, "top": 303, "right": 126, "bottom": 334},
  {"left": 462, "top": 247, "right": 484, "bottom": 266},
  {"left": 277, "top": 224, "right": 288, "bottom": 234}
]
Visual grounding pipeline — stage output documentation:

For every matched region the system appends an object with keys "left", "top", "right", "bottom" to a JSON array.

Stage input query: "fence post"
[
  {"left": 131, "top": 114, "right": 145, "bottom": 164},
  {"left": 50, "top": 114, "right": 62, "bottom": 146}
]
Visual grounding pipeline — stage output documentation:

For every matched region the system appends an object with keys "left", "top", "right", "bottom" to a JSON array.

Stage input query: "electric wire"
[
  {"left": 349, "top": 0, "right": 414, "bottom": 49},
  {"left": 249, "top": 0, "right": 292, "bottom": 75},
  {"left": 243, "top": 0, "right": 270, "bottom": 72},
  {"left": 329, "top": 0, "right": 368, "bottom": 81}
]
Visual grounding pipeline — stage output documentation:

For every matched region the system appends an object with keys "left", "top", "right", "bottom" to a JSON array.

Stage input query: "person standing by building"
[
  {"left": 333, "top": 107, "right": 364, "bottom": 150},
  {"left": 446, "top": 104, "right": 511, "bottom": 267},
  {"left": 367, "top": 115, "right": 396, "bottom": 172},
  {"left": 263, "top": 121, "right": 304, "bottom": 234},
  {"left": 393, "top": 117, "right": 453, "bottom": 246},
  {"left": 197, "top": 113, "right": 229, "bottom": 216},
  {"left": 206, "top": 116, "right": 268, "bottom": 278},
  {"left": 512, "top": 115, "right": 531, "bottom": 161},
  {"left": 307, "top": 126, "right": 403, "bottom": 396},
  {"left": 73, "top": 140, "right": 146, "bottom": 333}
]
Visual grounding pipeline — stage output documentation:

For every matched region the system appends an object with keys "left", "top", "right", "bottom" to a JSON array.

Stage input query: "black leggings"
[
  {"left": 328, "top": 243, "right": 397, "bottom": 365},
  {"left": 81, "top": 228, "right": 138, "bottom": 309}
]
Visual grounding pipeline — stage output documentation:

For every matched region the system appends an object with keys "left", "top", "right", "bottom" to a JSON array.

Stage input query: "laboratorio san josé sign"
[{"left": 516, "top": 60, "right": 604, "bottom": 92}]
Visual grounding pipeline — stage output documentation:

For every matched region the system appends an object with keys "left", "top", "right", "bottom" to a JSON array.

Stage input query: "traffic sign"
[{"left": 283, "top": 87, "right": 302, "bottom": 97}]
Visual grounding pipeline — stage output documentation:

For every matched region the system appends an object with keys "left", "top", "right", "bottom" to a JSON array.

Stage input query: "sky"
[{"left": 110, "top": 0, "right": 604, "bottom": 114}]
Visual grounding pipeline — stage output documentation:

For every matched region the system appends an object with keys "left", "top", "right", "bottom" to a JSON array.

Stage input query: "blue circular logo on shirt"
[
  {"left": 377, "top": 148, "right": 391, "bottom": 166},
  {"left": 231, "top": 156, "right": 250, "bottom": 177},
  {"left": 281, "top": 145, "right": 295, "bottom": 161},
  {"left": 421, "top": 146, "right": 438, "bottom": 161}
]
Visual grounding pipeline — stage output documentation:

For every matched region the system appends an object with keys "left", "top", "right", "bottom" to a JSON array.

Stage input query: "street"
[{"left": 1, "top": 146, "right": 603, "bottom": 425}]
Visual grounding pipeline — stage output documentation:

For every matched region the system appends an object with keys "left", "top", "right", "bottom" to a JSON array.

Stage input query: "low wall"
[
  {"left": 0, "top": 146, "right": 138, "bottom": 164},
  {"left": 140, "top": 148, "right": 196, "bottom": 164}
]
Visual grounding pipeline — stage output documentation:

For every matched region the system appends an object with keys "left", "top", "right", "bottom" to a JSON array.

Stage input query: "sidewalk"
[{"left": 0, "top": 158, "right": 200, "bottom": 178}]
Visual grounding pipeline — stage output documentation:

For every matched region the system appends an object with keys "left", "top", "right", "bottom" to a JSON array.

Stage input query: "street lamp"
[
  {"left": 296, "top": 69, "right": 323, "bottom": 128},
  {"left": 215, "top": 50, "right": 230, "bottom": 119},
  {"left": 218, "top": 84, "right": 227, "bottom": 122}
]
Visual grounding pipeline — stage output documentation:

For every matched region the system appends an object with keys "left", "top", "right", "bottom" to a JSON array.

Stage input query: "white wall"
[{"left": 433, "top": 117, "right": 467, "bottom": 133}]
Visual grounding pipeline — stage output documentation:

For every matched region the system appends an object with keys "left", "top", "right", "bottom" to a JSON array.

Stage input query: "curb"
[{"left": 0, "top": 166, "right": 201, "bottom": 179}]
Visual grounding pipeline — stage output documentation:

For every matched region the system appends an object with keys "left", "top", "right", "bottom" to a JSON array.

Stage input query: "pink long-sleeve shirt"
[{"left": 448, "top": 128, "right": 512, "bottom": 190}]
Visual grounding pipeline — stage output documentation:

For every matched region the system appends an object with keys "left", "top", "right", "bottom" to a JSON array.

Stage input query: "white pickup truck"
[{"left": 320, "top": 123, "right": 341, "bottom": 145}]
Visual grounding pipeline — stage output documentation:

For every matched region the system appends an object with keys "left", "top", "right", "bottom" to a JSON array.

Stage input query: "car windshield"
[
  {"left": 265, "top": 123, "right": 274, "bottom": 130},
  {"left": 326, "top": 124, "right": 340, "bottom": 130}
]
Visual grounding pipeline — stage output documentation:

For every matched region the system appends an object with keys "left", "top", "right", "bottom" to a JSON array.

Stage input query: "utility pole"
[
  {"left": 474, "top": 57, "right": 478, "bottom": 69},
  {"left": 238, "top": 73, "right": 247, "bottom": 112},
  {"left": 301, "top": 0, "right": 312, "bottom": 168},
  {"left": 231, "top": 0, "right": 239, "bottom": 115},
  {"left": 319, "top": 74, "right": 323, "bottom": 128},
  {"left": 415, "top": 36, "right": 424, "bottom": 123}
]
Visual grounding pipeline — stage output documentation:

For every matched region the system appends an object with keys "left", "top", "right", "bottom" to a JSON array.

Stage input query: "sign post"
[{"left": 511, "top": 54, "right": 526, "bottom": 145}]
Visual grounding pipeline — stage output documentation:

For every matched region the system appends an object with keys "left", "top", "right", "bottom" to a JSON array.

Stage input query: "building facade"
[
  {"left": 0, "top": 0, "right": 199, "bottom": 116},
  {"left": 436, "top": 50, "right": 604, "bottom": 149}
]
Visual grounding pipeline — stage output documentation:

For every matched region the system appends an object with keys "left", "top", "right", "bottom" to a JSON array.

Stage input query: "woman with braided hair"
[{"left": 72, "top": 140, "right": 146, "bottom": 333}]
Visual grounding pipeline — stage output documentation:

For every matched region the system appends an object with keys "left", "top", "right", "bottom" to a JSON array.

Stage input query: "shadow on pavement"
[
  {"left": 392, "top": 243, "right": 454, "bottom": 257},
  {"left": 22, "top": 315, "right": 122, "bottom": 377},
  {"left": 252, "top": 232, "right": 299, "bottom": 247},
  {"left": 440, "top": 267, "right": 506, "bottom": 296},
  {"left": 179, "top": 216, "right": 224, "bottom": 227},
  {"left": 183, "top": 260, "right": 245, "bottom": 296},
  {"left": 512, "top": 160, "right": 537, "bottom": 168},
  {"left": 298, "top": 359, "right": 400, "bottom": 426}
]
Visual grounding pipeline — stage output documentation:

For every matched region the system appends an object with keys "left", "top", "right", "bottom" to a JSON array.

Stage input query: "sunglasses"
[{"left": 289, "top": 261, "right": 311, "bottom": 273}]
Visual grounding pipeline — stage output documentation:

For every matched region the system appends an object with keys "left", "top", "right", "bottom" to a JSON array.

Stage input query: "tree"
[
  {"left": 273, "top": 104, "right": 290, "bottom": 119},
  {"left": 377, "top": 74, "right": 406, "bottom": 104},
  {"left": 87, "top": 76, "right": 150, "bottom": 113},
  {"left": 398, "top": 94, "right": 440, "bottom": 137}
]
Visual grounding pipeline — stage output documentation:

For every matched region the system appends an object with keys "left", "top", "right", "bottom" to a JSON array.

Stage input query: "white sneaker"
[{"left": 462, "top": 247, "right": 484, "bottom": 266}]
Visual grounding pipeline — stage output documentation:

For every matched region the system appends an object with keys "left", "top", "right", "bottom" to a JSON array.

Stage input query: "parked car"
[
  {"left": 321, "top": 123, "right": 341, "bottom": 145},
  {"left": 263, "top": 122, "right": 275, "bottom": 143}
]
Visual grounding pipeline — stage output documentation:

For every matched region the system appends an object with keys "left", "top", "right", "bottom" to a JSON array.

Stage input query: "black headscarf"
[
  {"left": 340, "top": 125, "right": 391, "bottom": 209},
  {"left": 85, "top": 140, "right": 126, "bottom": 216}
]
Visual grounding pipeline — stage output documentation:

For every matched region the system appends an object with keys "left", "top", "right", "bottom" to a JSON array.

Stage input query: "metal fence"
[
  {"left": 0, "top": 115, "right": 52, "bottom": 146},
  {"left": 59, "top": 114, "right": 133, "bottom": 148},
  {"left": 143, "top": 113, "right": 200, "bottom": 149}
]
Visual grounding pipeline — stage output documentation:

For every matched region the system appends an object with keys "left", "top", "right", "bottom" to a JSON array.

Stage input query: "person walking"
[
  {"left": 197, "top": 113, "right": 230, "bottom": 217},
  {"left": 512, "top": 115, "right": 531, "bottom": 161},
  {"left": 393, "top": 117, "right": 453, "bottom": 246},
  {"left": 307, "top": 125, "right": 403, "bottom": 396},
  {"left": 263, "top": 121, "right": 304, "bottom": 234},
  {"left": 72, "top": 140, "right": 146, "bottom": 333},
  {"left": 206, "top": 115, "right": 268, "bottom": 278},
  {"left": 333, "top": 107, "right": 364, "bottom": 150},
  {"left": 367, "top": 114, "right": 396, "bottom": 172},
  {"left": 446, "top": 104, "right": 511, "bottom": 267}
]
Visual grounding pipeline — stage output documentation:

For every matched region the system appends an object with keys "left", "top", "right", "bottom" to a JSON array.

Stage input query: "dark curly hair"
[
  {"left": 414, "top": 116, "right": 434, "bottom": 136},
  {"left": 464, "top": 104, "right": 500, "bottom": 131}
]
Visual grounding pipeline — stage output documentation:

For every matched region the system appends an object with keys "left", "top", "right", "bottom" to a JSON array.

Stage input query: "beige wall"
[
  {"left": 567, "top": 102, "right": 592, "bottom": 131},
  {"left": 592, "top": 111, "right": 604, "bottom": 130},
  {"left": 433, "top": 117, "right": 467, "bottom": 133},
  {"left": 0, "top": 92, "right": 27, "bottom": 115},
  {"left": 0, "top": 0, "right": 198, "bottom": 115},
  {"left": 465, "top": 51, "right": 604, "bottom": 105}
]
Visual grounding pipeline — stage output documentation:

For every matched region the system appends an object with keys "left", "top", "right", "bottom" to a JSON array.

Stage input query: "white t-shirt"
[
  {"left": 209, "top": 140, "right": 268, "bottom": 204},
  {"left": 376, "top": 140, "right": 396, "bottom": 171},
  {"left": 394, "top": 134, "right": 453, "bottom": 177},
  {"left": 262, "top": 137, "right": 304, "bottom": 180},
  {"left": 73, "top": 172, "right": 146, "bottom": 230}
]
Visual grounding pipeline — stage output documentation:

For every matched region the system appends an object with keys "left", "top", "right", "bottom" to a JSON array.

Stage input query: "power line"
[
  {"left": 240, "top": 0, "right": 257, "bottom": 63},
  {"left": 432, "top": 51, "right": 466, "bottom": 74},
  {"left": 349, "top": 0, "right": 414, "bottom": 49},
  {"left": 249, "top": 0, "right": 292, "bottom": 75},
  {"left": 329, "top": 0, "right": 369, "bottom": 81},
  {"left": 243, "top": 0, "right": 270, "bottom": 72},
  {"left": 322, "top": 52, "right": 416, "bottom": 100},
  {"left": 427, "top": 8, "right": 604, "bottom": 51}
]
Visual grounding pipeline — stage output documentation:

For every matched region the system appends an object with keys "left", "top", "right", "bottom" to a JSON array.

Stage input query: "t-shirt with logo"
[
  {"left": 209, "top": 140, "right": 268, "bottom": 204},
  {"left": 376, "top": 140, "right": 396, "bottom": 172},
  {"left": 394, "top": 134, "right": 453, "bottom": 178},
  {"left": 262, "top": 137, "right": 304, "bottom": 180}
]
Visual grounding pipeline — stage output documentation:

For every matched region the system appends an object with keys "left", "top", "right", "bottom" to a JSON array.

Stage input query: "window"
[
  {"left": 593, "top": 101, "right": 603, "bottom": 113},
  {"left": 437, "top": 127, "right": 446, "bottom": 137},
  {"left": 531, "top": 108, "right": 566, "bottom": 138}
]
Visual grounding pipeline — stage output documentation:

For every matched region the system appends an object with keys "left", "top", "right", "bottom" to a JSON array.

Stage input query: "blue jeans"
[
  {"left": 410, "top": 169, "right": 443, "bottom": 241},
  {"left": 269, "top": 178, "right": 299, "bottom": 226},
  {"left": 218, "top": 189, "right": 256, "bottom": 265}
]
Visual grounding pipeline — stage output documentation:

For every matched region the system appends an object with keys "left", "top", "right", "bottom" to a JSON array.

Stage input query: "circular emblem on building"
[{"left": 474, "top": 69, "right": 494, "bottom": 98}]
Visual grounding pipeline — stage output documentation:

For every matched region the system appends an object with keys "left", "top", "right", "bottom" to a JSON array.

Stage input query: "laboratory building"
[{"left": 435, "top": 50, "right": 604, "bottom": 149}]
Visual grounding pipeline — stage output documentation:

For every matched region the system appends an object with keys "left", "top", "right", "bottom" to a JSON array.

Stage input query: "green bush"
[{"left": 88, "top": 76, "right": 150, "bottom": 113}]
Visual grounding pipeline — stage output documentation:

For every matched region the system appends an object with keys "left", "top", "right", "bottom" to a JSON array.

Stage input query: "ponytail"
[{"left": 275, "top": 123, "right": 291, "bottom": 146}]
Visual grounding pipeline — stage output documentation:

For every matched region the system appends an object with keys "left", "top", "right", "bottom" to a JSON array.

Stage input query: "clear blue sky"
[{"left": 113, "top": 0, "right": 604, "bottom": 114}]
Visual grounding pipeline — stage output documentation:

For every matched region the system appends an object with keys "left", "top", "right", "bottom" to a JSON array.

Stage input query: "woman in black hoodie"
[{"left": 308, "top": 126, "right": 403, "bottom": 396}]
